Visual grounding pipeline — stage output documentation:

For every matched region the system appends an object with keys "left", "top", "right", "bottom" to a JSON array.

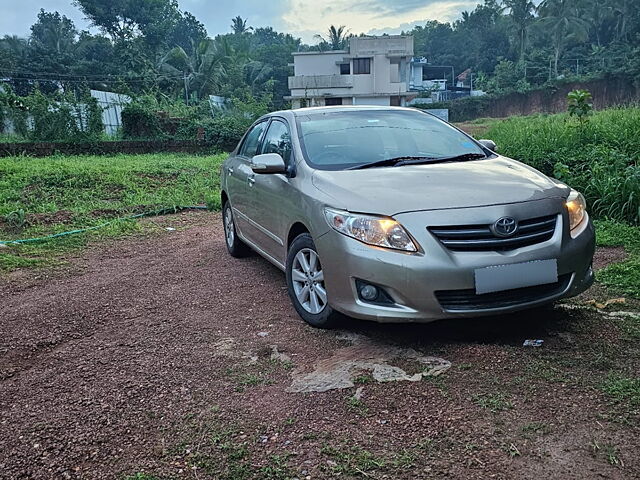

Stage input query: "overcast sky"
[{"left": 0, "top": 0, "right": 482, "bottom": 43}]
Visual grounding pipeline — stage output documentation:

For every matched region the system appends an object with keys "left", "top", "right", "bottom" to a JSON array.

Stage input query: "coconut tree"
[
  {"left": 503, "top": 0, "right": 536, "bottom": 60},
  {"left": 314, "top": 25, "right": 350, "bottom": 51},
  {"left": 157, "top": 38, "right": 230, "bottom": 100},
  {"left": 539, "top": 0, "right": 589, "bottom": 76},
  {"left": 231, "top": 16, "right": 251, "bottom": 35}
]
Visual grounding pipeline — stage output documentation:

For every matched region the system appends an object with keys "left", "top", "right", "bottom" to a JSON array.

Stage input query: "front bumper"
[{"left": 315, "top": 198, "right": 595, "bottom": 323}]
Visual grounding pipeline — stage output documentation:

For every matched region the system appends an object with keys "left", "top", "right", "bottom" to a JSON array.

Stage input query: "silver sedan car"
[{"left": 221, "top": 106, "right": 594, "bottom": 328}]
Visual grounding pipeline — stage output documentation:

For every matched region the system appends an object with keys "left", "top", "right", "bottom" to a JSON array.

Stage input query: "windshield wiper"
[
  {"left": 347, "top": 153, "right": 487, "bottom": 170},
  {"left": 347, "top": 156, "right": 436, "bottom": 170},
  {"left": 395, "top": 152, "right": 487, "bottom": 166}
]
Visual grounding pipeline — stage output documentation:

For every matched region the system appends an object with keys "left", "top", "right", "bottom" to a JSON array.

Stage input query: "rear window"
[{"left": 296, "top": 110, "right": 484, "bottom": 170}]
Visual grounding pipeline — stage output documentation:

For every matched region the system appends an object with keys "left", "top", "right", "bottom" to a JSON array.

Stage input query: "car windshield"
[{"left": 296, "top": 109, "right": 486, "bottom": 170}]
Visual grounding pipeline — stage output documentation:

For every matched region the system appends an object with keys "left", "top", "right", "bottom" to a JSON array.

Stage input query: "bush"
[
  {"left": 0, "top": 88, "right": 103, "bottom": 142},
  {"left": 484, "top": 107, "right": 640, "bottom": 224}
]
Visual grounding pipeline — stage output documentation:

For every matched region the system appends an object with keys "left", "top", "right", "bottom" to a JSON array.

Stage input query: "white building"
[{"left": 287, "top": 36, "right": 417, "bottom": 108}]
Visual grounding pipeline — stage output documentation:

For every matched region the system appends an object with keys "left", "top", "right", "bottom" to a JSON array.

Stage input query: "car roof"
[{"left": 268, "top": 105, "right": 421, "bottom": 118}]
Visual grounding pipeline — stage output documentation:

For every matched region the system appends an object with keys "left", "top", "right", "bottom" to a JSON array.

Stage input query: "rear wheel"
[
  {"left": 222, "top": 201, "right": 251, "bottom": 257},
  {"left": 286, "top": 233, "right": 341, "bottom": 328}
]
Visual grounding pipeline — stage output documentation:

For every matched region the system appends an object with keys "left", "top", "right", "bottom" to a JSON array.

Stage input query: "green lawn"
[{"left": 0, "top": 153, "right": 226, "bottom": 272}]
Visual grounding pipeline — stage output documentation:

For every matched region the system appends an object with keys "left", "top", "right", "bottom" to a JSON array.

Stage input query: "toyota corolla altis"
[{"left": 220, "top": 106, "right": 594, "bottom": 328}]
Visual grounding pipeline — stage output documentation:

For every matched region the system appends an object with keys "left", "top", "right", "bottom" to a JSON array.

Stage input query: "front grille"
[
  {"left": 428, "top": 215, "right": 557, "bottom": 251},
  {"left": 435, "top": 274, "right": 571, "bottom": 311}
]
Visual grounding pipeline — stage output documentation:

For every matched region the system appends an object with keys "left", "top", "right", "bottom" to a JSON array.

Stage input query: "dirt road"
[{"left": 1, "top": 211, "right": 638, "bottom": 479}]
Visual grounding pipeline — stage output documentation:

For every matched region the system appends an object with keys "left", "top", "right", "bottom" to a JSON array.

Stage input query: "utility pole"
[{"left": 183, "top": 74, "right": 189, "bottom": 106}]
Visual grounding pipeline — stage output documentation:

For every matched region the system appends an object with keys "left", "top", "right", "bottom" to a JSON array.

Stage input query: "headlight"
[
  {"left": 565, "top": 189, "right": 587, "bottom": 230},
  {"left": 324, "top": 208, "right": 418, "bottom": 252}
]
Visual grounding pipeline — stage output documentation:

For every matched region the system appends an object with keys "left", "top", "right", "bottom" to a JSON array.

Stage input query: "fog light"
[{"left": 359, "top": 284, "right": 378, "bottom": 301}]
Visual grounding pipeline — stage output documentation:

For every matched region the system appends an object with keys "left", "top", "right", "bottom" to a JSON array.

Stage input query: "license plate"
[{"left": 474, "top": 259, "right": 558, "bottom": 295}]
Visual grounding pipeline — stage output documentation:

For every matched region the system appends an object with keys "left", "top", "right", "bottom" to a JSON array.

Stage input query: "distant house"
[{"left": 286, "top": 35, "right": 417, "bottom": 108}]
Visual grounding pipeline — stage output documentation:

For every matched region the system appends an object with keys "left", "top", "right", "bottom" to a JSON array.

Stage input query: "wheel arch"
[{"left": 287, "top": 222, "right": 311, "bottom": 250}]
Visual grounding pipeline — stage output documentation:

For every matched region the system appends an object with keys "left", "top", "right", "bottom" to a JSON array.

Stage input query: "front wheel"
[{"left": 286, "top": 233, "right": 341, "bottom": 328}]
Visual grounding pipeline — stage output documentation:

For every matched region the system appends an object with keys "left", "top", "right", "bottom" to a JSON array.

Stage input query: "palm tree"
[
  {"left": 314, "top": 25, "right": 350, "bottom": 51},
  {"left": 157, "top": 38, "right": 230, "bottom": 100},
  {"left": 503, "top": 0, "right": 536, "bottom": 61},
  {"left": 610, "top": 0, "right": 631, "bottom": 41},
  {"left": 539, "top": 0, "right": 589, "bottom": 77},
  {"left": 231, "top": 16, "right": 251, "bottom": 35}
]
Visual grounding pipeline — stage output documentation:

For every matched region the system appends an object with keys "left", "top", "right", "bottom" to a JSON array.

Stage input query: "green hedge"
[{"left": 483, "top": 107, "right": 640, "bottom": 224}]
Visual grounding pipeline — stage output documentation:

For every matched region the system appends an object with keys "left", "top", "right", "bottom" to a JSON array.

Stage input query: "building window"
[
  {"left": 353, "top": 58, "right": 371, "bottom": 75},
  {"left": 325, "top": 98, "right": 343, "bottom": 106},
  {"left": 339, "top": 63, "right": 350, "bottom": 75}
]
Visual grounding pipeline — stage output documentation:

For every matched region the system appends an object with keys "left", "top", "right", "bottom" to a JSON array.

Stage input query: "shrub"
[
  {"left": 484, "top": 107, "right": 640, "bottom": 224},
  {"left": 0, "top": 88, "right": 103, "bottom": 142}
]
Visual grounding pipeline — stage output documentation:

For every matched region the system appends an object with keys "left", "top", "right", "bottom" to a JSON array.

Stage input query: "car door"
[
  {"left": 247, "top": 118, "right": 295, "bottom": 264},
  {"left": 228, "top": 120, "right": 268, "bottom": 241}
]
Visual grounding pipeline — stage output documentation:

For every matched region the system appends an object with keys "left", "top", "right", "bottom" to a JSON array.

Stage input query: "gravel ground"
[{"left": 0, "top": 211, "right": 638, "bottom": 480}]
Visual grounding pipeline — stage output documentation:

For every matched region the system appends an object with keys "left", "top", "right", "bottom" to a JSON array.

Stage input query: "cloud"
[
  {"left": 281, "top": 0, "right": 481, "bottom": 43},
  {"left": 1, "top": 0, "right": 483, "bottom": 43}
]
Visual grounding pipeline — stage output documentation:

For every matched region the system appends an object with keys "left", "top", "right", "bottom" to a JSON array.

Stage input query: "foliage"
[
  {"left": 0, "top": 152, "right": 226, "bottom": 272},
  {"left": 120, "top": 92, "right": 269, "bottom": 148},
  {"left": 0, "top": 87, "right": 103, "bottom": 142},
  {"left": 595, "top": 220, "right": 640, "bottom": 297},
  {"left": 567, "top": 88, "right": 594, "bottom": 125},
  {"left": 483, "top": 107, "right": 640, "bottom": 224},
  {"left": 314, "top": 25, "right": 351, "bottom": 51}
]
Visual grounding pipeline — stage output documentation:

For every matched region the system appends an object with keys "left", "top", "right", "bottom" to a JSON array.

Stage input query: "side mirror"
[
  {"left": 251, "top": 153, "right": 286, "bottom": 174},
  {"left": 478, "top": 139, "right": 497, "bottom": 152}
]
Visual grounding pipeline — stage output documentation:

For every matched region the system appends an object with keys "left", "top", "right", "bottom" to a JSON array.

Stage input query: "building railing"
[{"left": 288, "top": 75, "right": 353, "bottom": 89}]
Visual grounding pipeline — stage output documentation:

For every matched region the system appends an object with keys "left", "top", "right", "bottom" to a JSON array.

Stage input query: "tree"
[
  {"left": 30, "top": 10, "right": 77, "bottom": 56},
  {"left": 315, "top": 25, "right": 350, "bottom": 50},
  {"left": 539, "top": 0, "right": 589, "bottom": 77},
  {"left": 503, "top": 0, "right": 536, "bottom": 60},
  {"left": 231, "top": 16, "right": 251, "bottom": 35},
  {"left": 73, "top": 0, "right": 179, "bottom": 44},
  {"left": 167, "top": 12, "right": 207, "bottom": 55},
  {"left": 158, "top": 37, "right": 230, "bottom": 100}
]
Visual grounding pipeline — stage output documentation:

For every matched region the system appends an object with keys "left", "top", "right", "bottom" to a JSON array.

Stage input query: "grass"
[
  {"left": 481, "top": 107, "right": 640, "bottom": 225},
  {"left": 595, "top": 220, "right": 640, "bottom": 297},
  {"left": 472, "top": 392, "right": 513, "bottom": 412},
  {"left": 0, "top": 153, "right": 225, "bottom": 272}
]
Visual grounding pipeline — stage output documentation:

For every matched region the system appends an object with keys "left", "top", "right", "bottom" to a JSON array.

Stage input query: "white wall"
[
  {"left": 353, "top": 96, "right": 390, "bottom": 106},
  {"left": 294, "top": 53, "right": 345, "bottom": 76}
]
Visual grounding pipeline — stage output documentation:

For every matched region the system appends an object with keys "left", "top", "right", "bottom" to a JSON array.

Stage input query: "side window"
[
  {"left": 261, "top": 120, "right": 292, "bottom": 165},
  {"left": 240, "top": 121, "right": 267, "bottom": 158}
]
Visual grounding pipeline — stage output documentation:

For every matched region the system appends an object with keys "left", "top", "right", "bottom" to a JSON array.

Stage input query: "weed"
[
  {"left": 4, "top": 208, "right": 26, "bottom": 231},
  {"left": 321, "top": 444, "right": 386, "bottom": 476},
  {"left": 601, "top": 374, "right": 640, "bottom": 414},
  {"left": 353, "top": 374, "right": 372, "bottom": 384},
  {"left": 590, "top": 439, "right": 624, "bottom": 467},
  {"left": 521, "top": 421, "right": 552, "bottom": 437},
  {"left": 346, "top": 396, "right": 368, "bottom": 415},
  {"left": 473, "top": 392, "right": 513, "bottom": 412}
]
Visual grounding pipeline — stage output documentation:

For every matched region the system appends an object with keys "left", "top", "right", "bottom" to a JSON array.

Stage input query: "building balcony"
[{"left": 288, "top": 75, "right": 353, "bottom": 89}]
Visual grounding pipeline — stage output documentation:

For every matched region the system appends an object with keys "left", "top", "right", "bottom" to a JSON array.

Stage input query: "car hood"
[{"left": 311, "top": 157, "right": 570, "bottom": 216}]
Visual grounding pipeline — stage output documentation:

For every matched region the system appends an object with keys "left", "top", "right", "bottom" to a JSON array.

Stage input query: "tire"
[
  {"left": 222, "top": 201, "right": 251, "bottom": 257},
  {"left": 286, "top": 233, "right": 341, "bottom": 328}
]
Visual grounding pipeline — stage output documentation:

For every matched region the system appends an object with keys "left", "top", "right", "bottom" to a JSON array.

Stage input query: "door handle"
[
  {"left": 227, "top": 166, "right": 234, "bottom": 175},
  {"left": 247, "top": 176, "right": 255, "bottom": 186}
]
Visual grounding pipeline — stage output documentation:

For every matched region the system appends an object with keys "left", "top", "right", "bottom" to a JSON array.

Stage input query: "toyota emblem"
[{"left": 491, "top": 217, "right": 518, "bottom": 237}]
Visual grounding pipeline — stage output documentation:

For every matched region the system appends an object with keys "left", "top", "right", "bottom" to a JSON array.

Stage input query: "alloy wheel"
[
  {"left": 224, "top": 206, "right": 235, "bottom": 248},
  {"left": 291, "top": 248, "right": 327, "bottom": 314}
]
